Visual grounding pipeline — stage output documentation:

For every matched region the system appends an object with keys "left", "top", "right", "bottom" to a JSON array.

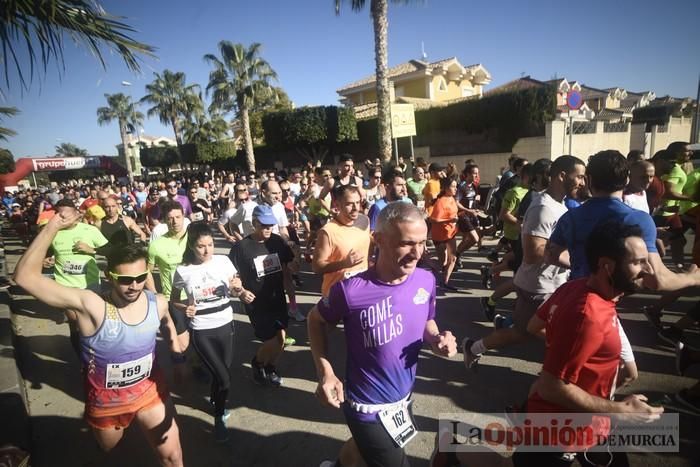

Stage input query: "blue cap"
[{"left": 253, "top": 204, "right": 278, "bottom": 225}]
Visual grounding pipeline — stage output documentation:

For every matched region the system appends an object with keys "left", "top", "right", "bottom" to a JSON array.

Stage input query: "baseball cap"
[
  {"left": 252, "top": 204, "right": 277, "bottom": 225},
  {"left": 428, "top": 162, "right": 446, "bottom": 173}
]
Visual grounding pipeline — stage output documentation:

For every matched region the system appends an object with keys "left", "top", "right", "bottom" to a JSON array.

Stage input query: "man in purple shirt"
[
  {"left": 151, "top": 179, "right": 192, "bottom": 220},
  {"left": 308, "top": 202, "right": 457, "bottom": 467}
]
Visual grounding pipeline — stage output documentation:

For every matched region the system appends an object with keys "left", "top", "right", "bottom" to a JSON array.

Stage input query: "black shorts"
[
  {"left": 343, "top": 404, "right": 411, "bottom": 467},
  {"left": 246, "top": 302, "right": 288, "bottom": 341},
  {"left": 457, "top": 214, "right": 478, "bottom": 233}
]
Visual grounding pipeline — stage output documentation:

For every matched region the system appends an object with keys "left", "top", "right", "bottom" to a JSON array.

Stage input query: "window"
[
  {"left": 437, "top": 77, "right": 447, "bottom": 92},
  {"left": 462, "top": 87, "right": 474, "bottom": 97}
]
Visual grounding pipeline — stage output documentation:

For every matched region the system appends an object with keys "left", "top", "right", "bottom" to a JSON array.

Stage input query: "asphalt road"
[{"left": 5, "top": 231, "right": 700, "bottom": 467}]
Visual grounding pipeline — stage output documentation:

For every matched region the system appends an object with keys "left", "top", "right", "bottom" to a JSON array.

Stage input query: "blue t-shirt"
[
  {"left": 318, "top": 268, "right": 436, "bottom": 422},
  {"left": 564, "top": 197, "right": 581, "bottom": 210},
  {"left": 367, "top": 198, "right": 388, "bottom": 231},
  {"left": 549, "top": 197, "right": 658, "bottom": 280}
]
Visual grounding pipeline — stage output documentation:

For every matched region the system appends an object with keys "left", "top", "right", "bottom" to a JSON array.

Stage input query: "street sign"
[
  {"left": 390, "top": 104, "right": 417, "bottom": 138},
  {"left": 566, "top": 90, "right": 583, "bottom": 111}
]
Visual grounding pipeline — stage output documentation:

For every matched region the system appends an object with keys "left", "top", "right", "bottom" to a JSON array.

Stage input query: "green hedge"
[
  {"left": 262, "top": 105, "right": 358, "bottom": 149},
  {"left": 140, "top": 142, "right": 238, "bottom": 168},
  {"left": 140, "top": 146, "right": 180, "bottom": 169}
]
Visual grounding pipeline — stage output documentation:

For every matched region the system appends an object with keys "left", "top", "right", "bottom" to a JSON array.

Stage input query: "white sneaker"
[{"left": 288, "top": 308, "right": 306, "bottom": 322}]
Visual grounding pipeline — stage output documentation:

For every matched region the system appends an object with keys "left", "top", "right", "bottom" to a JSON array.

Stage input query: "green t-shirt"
[
  {"left": 661, "top": 163, "right": 687, "bottom": 215},
  {"left": 406, "top": 178, "right": 427, "bottom": 202},
  {"left": 148, "top": 232, "right": 188, "bottom": 298},
  {"left": 501, "top": 185, "right": 529, "bottom": 240},
  {"left": 51, "top": 223, "right": 108, "bottom": 289},
  {"left": 680, "top": 168, "right": 700, "bottom": 214}
]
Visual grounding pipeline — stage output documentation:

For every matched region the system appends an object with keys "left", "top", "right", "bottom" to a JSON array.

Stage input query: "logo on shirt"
[{"left": 413, "top": 288, "right": 430, "bottom": 305}]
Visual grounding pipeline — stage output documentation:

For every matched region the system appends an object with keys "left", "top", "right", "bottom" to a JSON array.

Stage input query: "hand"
[
  {"left": 42, "top": 257, "right": 55, "bottom": 269},
  {"left": 230, "top": 276, "right": 243, "bottom": 293},
  {"left": 430, "top": 331, "right": 458, "bottom": 358},
  {"left": 240, "top": 289, "right": 256, "bottom": 304},
  {"left": 48, "top": 209, "right": 81, "bottom": 231},
  {"left": 343, "top": 249, "right": 364, "bottom": 269},
  {"left": 185, "top": 305, "right": 196, "bottom": 318},
  {"left": 226, "top": 235, "right": 237, "bottom": 244},
  {"left": 73, "top": 241, "right": 92, "bottom": 254},
  {"left": 617, "top": 394, "right": 664, "bottom": 423},
  {"left": 315, "top": 373, "right": 345, "bottom": 408}
]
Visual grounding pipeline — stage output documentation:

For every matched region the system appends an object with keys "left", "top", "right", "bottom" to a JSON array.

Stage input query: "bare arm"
[
  {"left": 13, "top": 212, "right": 95, "bottom": 314},
  {"left": 522, "top": 234, "right": 547, "bottom": 265},
  {"left": 527, "top": 314, "right": 546, "bottom": 339},
  {"left": 307, "top": 306, "right": 344, "bottom": 408},
  {"left": 423, "top": 319, "right": 457, "bottom": 357},
  {"left": 662, "top": 181, "right": 691, "bottom": 201},
  {"left": 644, "top": 253, "right": 700, "bottom": 291},
  {"left": 156, "top": 294, "right": 185, "bottom": 354},
  {"left": 544, "top": 240, "right": 570, "bottom": 269},
  {"left": 124, "top": 216, "right": 148, "bottom": 242},
  {"left": 499, "top": 206, "right": 519, "bottom": 227},
  {"left": 145, "top": 264, "right": 157, "bottom": 292}
]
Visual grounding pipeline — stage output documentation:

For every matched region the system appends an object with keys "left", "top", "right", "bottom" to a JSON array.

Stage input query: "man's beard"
[{"left": 611, "top": 266, "right": 639, "bottom": 295}]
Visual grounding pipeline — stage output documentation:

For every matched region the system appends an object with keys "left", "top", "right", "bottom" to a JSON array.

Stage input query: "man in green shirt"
[
  {"left": 660, "top": 142, "right": 695, "bottom": 266},
  {"left": 49, "top": 198, "right": 109, "bottom": 356},
  {"left": 145, "top": 200, "right": 188, "bottom": 299},
  {"left": 406, "top": 165, "right": 427, "bottom": 211}
]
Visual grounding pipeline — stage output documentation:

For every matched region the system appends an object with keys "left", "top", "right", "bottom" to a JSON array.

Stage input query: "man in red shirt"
[{"left": 515, "top": 221, "right": 662, "bottom": 467}]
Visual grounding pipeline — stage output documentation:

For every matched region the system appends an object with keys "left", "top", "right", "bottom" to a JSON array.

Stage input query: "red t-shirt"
[
  {"left": 529, "top": 279, "right": 621, "bottom": 410},
  {"left": 527, "top": 279, "right": 621, "bottom": 446},
  {"left": 645, "top": 176, "right": 665, "bottom": 213}
]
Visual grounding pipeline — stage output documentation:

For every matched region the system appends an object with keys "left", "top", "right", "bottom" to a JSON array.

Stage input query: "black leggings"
[
  {"left": 191, "top": 322, "right": 235, "bottom": 417},
  {"left": 343, "top": 404, "right": 411, "bottom": 467}
]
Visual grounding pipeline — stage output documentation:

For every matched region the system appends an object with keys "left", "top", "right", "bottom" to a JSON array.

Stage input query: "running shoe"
[
  {"left": 214, "top": 416, "right": 229, "bottom": 443},
  {"left": 288, "top": 308, "right": 306, "bottom": 322},
  {"left": 284, "top": 336, "right": 297, "bottom": 347},
  {"left": 481, "top": 296, "right": 496, "bottom": 322},
  {"left": 493, "top": 314, "right": 513, "bottom": 329},
  {"left": 264, "top": 365, "right": 283, "bottom": 387},
  {"left": 658, "top": 326, "right": 683, "bottom": 346},
  {"left": 675, "top": 389, "right": 700, "bottom": 414},
  {"left": 207, "top": 398, "right": 231, "bottom": 421},
  {"left": 641, "top": 306, "right": 663, "bottom": 330},
  {"left": 251, "top": 357, "right": 267, "bottom": 385},
  {"left": 461, "top": 337, "right": 481, "bottom": 371},
  {"left": 676, "top": 341, "right": 691, "bottom": 376}
]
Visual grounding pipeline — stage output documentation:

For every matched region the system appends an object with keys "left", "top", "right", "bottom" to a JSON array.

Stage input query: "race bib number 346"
[{"left": 105, "top": 354, "right": 153, "bottom": 389}]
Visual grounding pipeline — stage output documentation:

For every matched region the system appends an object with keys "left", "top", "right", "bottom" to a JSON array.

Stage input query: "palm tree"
[
  {"left": 0, "top": 106, "right": 19, "bottom": 141},
  {"left": 336, "top": 0, "right": 409, "bottom": 162},
  {"left": 184, "top": 110, "right": 230, "bottom": 145},
  {"left": 140, "top": 70, "right": 201, "bottom": 146},
  {"left": 204, "top": 41, "right": 278, "bottom": 172},
  {"left": 1, "top": 0, "right": 155, "bottom": 93},
  {"left": 55, "top": 142, "right": 88, "bottom": 157},
  {"left": 96, "top": 93, "right": 143, "bottom": 181}
]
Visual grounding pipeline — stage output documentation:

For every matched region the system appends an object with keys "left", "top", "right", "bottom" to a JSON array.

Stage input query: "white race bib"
[
  {"left": 377, "top": 401, "right": 417, "bottom": 448},
  {"left": 62, "top": 260, "right": 87, "bottom": 275},
  {"left": 105, "top": 354, "right": 153, "bottom": 389},
  {"left": 253, "top": 253, "right": 282, "bottom": 278},
  {"left": 192, "top": 211, "right": 204, "bottom": 222}
]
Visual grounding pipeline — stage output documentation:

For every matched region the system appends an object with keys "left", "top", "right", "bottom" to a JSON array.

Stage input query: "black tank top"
[{"left": 100, "top": 216, "right": 134, "bottom": 246}]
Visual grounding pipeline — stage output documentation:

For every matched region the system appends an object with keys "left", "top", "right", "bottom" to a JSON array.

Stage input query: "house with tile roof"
[{"left": 337, "top": 57, "right": 491, "bottom": 117}]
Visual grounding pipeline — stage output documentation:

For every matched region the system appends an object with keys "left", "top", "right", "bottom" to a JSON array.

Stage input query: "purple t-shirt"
[{"left": 318, "top": 267, "right": 436, "bottom": 419}]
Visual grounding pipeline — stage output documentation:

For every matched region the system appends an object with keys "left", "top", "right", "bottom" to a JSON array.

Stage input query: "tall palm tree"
[
  {"left": 96, "top": 93, "right": 143, "bottom": 181},
  {"left": 336, "top": 0, "right": 409, "bottom": 162},
  {"left": 140, "top": 70, "right": 201, "bottom": 145},
  {"left": 55, "top": 142, "right": 88, "bottom": 157},
  {"left": 184, "top": 110, "right": 230, "bottom": 145},
  {"left": 1, "top": 0, "right": 155, "bottom": 93},
  {"left": 204, "top": 41, "right": 278, "bottom": 172},
  {"left": 0, "top": 106, "right": 19, "bottom": 141}
]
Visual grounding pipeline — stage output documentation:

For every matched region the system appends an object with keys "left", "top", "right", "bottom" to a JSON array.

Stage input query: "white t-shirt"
[
  {"left": 513, "top": 192, "right": 569, "bottom": 294},
  {"left": 226, "top": 200, "right": 257, "bottom": 237},
  {"left": 623, "top": 191, "right": 649, "bottom": 213},
  {"left": 172, "top": 255, "right": 237, "bottom": 330},
  {"left": 289, "top": 182, "right": 301, "bottom": 197},
  {"left": 150, "top": 218, "right": 191, "bottom": 242},
  {"left": 270, "top": 201, "right": 289, "bottom": 235}
]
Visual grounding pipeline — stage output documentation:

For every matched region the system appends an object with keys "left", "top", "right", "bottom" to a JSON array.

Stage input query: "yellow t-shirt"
[{"left": 319, "top": 215, "right": 371, "bottom": 297}]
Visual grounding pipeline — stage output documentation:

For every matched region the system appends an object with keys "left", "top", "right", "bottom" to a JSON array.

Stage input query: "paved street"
[{"left": 4, "top": 231, "right": 699, "bottom": 467}]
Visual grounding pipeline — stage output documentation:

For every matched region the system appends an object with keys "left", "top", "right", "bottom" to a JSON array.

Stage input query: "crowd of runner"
[{"left": 5, "top": 142, "right": 700, "bottom": 466}]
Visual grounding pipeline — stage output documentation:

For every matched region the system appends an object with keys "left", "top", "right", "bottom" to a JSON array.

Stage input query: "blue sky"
[{"left": 3, "top": 0, "right": 699, "bottom": 157}]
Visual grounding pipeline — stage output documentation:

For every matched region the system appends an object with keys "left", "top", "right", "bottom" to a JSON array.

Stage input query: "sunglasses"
[
  {"left": 236, "top": 189, "right": 247, "bottom": 192},
  {"left": 109, "top": 271, "right": 148, "bottom": 285},
  {"left": 167, "top": 185, "right": 177, "bottom": 189}
]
